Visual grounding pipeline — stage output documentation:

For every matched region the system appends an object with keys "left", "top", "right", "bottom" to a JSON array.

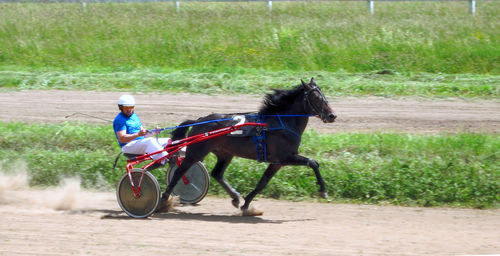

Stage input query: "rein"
[
  {"left": 146, "top": 114, "right": 314, "bottom": 134},
  {"left": 148, "top": 114, "right": 313, "bottom": 162},
  {"left": 147, "top": 118, "right": 234, "bottom": 133}
]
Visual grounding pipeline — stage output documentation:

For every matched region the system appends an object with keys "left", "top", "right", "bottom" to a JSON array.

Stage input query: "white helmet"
[{"left": 118, "top": 95, "right": 135, "bottom": 106}]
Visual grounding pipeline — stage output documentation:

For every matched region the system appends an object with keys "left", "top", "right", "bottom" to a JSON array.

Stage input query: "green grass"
[
  {"left": 1, "top": 122, "right": 498, "bottom": 208},
  {"left": 0, "top": 1, "right": 499, "bottom": 73},
  {"left": 1, "top": 69, "right": 498, "bottom": 98}
]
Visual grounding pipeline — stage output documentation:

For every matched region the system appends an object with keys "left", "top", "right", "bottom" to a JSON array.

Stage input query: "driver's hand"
[{"left": 138, "top": 128, "right": 147, "bottom": 136}]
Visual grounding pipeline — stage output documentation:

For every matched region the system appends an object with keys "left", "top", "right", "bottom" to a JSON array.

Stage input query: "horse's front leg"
[
  {"left": 241, "top": 164, "right": 282, "bottom": 213},
  {"left": 281, "top": 155, "right": 328, "bottom": 199}
]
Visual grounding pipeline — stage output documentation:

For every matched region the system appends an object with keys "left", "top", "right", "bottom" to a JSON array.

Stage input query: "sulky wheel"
[
  {"left": 166, "top": 161, "right": 210, "bottom": 204},
  {"left": 116, "top": 168, "right": 160, "bottom": 218}
]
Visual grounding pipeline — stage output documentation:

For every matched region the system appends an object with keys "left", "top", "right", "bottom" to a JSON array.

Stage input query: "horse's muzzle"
[{"left": 323, "top": 113, "right": 337, "bottom": 123}]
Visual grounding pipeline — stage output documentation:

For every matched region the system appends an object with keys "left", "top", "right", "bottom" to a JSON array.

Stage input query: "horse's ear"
[
  {"left": 310, "top": 77, "right": 315, "bottom": 84},
  {"left": 301, "top": 79, "right": 310, "bottom": 89}
]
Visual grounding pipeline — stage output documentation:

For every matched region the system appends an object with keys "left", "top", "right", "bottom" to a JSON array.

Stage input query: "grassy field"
[
  {"left": 1, "top": 69, "right": 499, "bottom": 98},
  {"left": 1, "top": 122, "right": 498, "bottom": 208},
  {"left": 0, "top": 1, "right": 499, "bottom": 73}
]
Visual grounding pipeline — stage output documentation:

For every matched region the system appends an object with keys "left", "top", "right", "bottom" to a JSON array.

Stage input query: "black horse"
[{"left": 159, "top": 78, "right": 336, "bottom": 215}]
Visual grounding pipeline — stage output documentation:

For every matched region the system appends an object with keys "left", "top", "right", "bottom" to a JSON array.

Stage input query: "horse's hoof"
[
  {"left": 319, "top": 191, "right": 329, "bottom": 199},
  {"left": 241, "top": 206, "right": 263, "bottom": 216},
  {"left": 155, "top": 199, "right": 169, "bottom": 213},
  {"left": 155, "top": 195, "right": 178, "bottom": 213},
  {"left": 231, "top": 197, "right": 240, "bottom": 208}
]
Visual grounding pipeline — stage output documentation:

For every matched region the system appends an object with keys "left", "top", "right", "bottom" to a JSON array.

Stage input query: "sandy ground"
[
  {"left": 1, "top": 90, "right": 499, "bottom": 255},
  {"left": 1, "top": 178, "right": 499, "bottom": 256}
]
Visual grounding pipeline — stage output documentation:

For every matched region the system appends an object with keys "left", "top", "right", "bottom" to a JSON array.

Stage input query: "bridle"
[{"left": 303, "top": 85, "right": 330, "bottom": 122}]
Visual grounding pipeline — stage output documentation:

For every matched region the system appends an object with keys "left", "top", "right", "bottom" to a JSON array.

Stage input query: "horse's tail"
[{"left": 171, "top": 120, "right": 197, "bottom": 141}]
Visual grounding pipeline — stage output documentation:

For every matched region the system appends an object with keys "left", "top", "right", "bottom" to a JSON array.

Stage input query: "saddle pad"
[{"left": 227, "top": 114, "right": 261, "bottom": 137}]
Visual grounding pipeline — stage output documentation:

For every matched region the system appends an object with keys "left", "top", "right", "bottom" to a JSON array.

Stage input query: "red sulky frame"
[{"left": 124, "top": 122, "right": 267, "bottom": 198}]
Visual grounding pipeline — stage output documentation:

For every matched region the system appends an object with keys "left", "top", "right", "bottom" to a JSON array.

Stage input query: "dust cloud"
[{"left": 0, "top": 162, "right": 98, "bottom": 212}]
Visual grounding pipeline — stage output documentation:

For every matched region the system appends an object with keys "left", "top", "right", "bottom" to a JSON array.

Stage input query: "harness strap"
[
  {"left": 252, "top": 115, "right": 267, "bottom": 162},
  {"left": 303, "top": 86, "right": 328, "bottom": 120},
  {"left": 266, "top": 114, "right": 301, "bottom": 137},
  {"left": 253, "top": 127, "right": 267, "bottom": 162}
]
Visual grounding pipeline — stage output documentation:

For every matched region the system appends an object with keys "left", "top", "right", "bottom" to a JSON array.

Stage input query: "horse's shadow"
[
  {"left": 152, "top": 211, "right": 314, "bottom": 224},
  {"left": 66, "top": 209, "right": 314, "bottom": 224}
]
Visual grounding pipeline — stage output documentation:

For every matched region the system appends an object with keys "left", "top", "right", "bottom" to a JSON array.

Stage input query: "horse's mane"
[{"left": 258, "top": 85, "right": 304, "bottom": 114}]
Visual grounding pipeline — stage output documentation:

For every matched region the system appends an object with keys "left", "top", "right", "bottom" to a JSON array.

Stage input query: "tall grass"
[
  {"left": 0, "top": 2, "right": 499, "bottom": 73},
  {"left": 1, "top": 122, "right": 498, "bottom": 208}
]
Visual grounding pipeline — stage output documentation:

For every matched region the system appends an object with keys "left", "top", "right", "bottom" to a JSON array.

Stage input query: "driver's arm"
[{"left": 116, "top": 127, "right": 147, "bottom": 144}]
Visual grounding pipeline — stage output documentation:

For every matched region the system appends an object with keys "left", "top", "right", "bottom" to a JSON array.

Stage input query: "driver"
[{"left": 113, "top": 95, "right": 171, "bottom": 165}]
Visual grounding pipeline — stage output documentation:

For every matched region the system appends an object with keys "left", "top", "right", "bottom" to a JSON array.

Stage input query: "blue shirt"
[{"left": 113, "top": 113, "right": 144, "bottom": 147}]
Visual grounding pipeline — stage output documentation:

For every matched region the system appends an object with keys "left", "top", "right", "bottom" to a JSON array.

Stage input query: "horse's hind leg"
[
  {"left": 157, "top": 158, "right": 198, "bottom": 212},
  {"left": 211, "top": 154, "right": 240, "bottom": 208},
  {"left": 241, "top": 164, "right": 282, "bottom": 213}
]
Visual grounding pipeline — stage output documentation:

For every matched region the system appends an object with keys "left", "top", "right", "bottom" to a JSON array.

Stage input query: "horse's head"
[{"left": 302, "top": 78, "right": 337, "bottom": 123}]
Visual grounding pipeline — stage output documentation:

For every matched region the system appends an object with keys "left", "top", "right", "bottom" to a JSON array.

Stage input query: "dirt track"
[
  {"left": 1, "top": 185, "right": 500, "bottom": 256},
  {"left": 1, "top": 90, "right": 499, "bottom": 133},
  {"left": 1, "top": 90, "right": 500, "bottom": 255}
]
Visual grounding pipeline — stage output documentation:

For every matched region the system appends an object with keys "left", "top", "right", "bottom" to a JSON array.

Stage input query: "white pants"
[{"left": 121, "top": 137, "right": 171, "bottom": 161}]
